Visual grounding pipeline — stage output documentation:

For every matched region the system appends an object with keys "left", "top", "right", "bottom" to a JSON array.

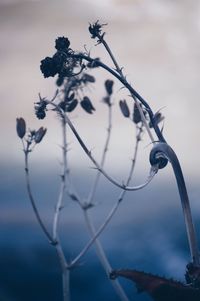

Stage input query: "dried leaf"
[{"left": 110, "top": 269, "right": 200, "bottom": 301}]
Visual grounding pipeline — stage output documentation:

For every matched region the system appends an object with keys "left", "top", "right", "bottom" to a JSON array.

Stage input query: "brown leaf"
[{"left": 110, "top": 269, "right": 200, "bottom": 301}]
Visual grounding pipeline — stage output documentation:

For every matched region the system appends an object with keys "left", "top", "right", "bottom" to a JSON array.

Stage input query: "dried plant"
[{"left": 16, "top": 21, "right": 200, "bottom": 301}]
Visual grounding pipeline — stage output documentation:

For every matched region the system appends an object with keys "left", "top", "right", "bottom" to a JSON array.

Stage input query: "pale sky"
[{"left": 1, "top": 0, "right": 200, "bottom": 178}]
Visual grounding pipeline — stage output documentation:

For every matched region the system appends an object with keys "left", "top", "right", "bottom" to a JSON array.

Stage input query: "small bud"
[
  {"left": 81, "top": 73, "right": 95, "bottom": 83},
  {"left": 34, "top": 127, "right": 47, "bottom": 143},
  {"left": 16, "top": 117, "right": 26, "bottom": 139},
  {"left": 67, "top": 99, "right": 78, "bottom": 112},
  {"left": 149, "top": 112, "right": 164, "bottom": 128},
  {"left": 105, "top": 80, "right": 114, "bottom": 95},
  {"left": 55, "top": 37, "right": 70, "bottom": 52},
  {"left": 133, "top": 103, "right": 141, "bottom": 124},
  {"left": 119, "top": 100, "right": 130, "bottom": 118},
  {"left": 80, "top": 96, "right": 95, "bottom": 114}
]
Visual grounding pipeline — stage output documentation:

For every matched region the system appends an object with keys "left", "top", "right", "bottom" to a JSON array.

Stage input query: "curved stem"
[
  {"left": 46, "top": 100, "right": 158, "bottom": 191},
  {"left": 150, "top": 143, "right": 200, "bottom": 266},
  {"left": 24, "top": 150, "right": 54, "bottom": 244},
  {"left": 70, "top": 126, "right": 151, "bottom": 268},
  {"left": 73, "top": 53, "right": 165, "bottom": 143}
]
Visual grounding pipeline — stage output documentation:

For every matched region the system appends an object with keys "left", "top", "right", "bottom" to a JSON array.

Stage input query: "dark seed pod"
[
  {"left": 119, "top": 100, "right": 130, "bottom": 118},
  {"left": 16, "top": 117, "right": 26, "bottom": 139},
  {"left": 133, "top": 103, "right": 141, "bottom": 124},
  {"left": 80, "top": 96, "right": 95, "bottom": 114},
  {"left": 81, "top": 73, "right": 95, "bottom": 83},
  {"left": 56, "top": 76, "right": 64, "bottom": 87},
  {"left": 105, "top": 79, "right": 114, "bottom": 95},
  {"left": 34, "top": 127, "right": 47, "bottom": 144},
  {"left": 36, "top": 109, "right": 46, "bottom": 120},
  {"left": 66, "top": 99, "right": 78, "bottom": 112}
]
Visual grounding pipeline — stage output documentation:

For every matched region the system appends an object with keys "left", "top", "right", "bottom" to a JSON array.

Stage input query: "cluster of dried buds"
[{"left": 16, "top": 117, "right": 47, "bottom": 149}]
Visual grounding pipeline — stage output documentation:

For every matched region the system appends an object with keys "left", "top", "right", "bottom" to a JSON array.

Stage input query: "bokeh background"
[{"left": 0, "top": 0, "right": 200, "bottom": 300}]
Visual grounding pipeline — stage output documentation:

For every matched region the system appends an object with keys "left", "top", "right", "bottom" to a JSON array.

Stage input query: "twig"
[
  {"left": 23, "top": 147, "right": 54, "bottom": 244},
  {"left": 52, "top": 115, "right": 70, "bottom": 301},
  {"left": 45, "top": 100, "right": 158, "bottom": 191}
]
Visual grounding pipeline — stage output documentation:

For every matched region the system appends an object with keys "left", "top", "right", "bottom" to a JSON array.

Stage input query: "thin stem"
[
  {"left": 84, "top": 210, "right": 129, "bottom": 301},
  {"left": 24, "top": 149, "right": 54, "bottom": 244},
  {"left": 73, "top": 53, "right": 165, "bottom": 143},
  {"left": 52, "top": 116, "right": 71, "bottom": 301},
  {"left": 64, "top": 112, "right": 157, "bottom": 191},
  {"left": 99, "top": 37, "right": 123, "bottom": 76},
  {"left": 87, "top": 103, "right": 112, "bottom": 205},
  {"left": 70, "top": 129, "right": 156, "bottom": 268},
  {"left": 46, "top": 100, "right": 158, "bottom": 191},
  {"left": 150, "top": 143, "right": 200, "bottom": 266}
]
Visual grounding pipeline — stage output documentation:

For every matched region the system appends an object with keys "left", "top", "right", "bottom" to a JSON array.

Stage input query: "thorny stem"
[
  {"left": 46, "top": 99, "right": 158, "bottom": 191},
  {"left": 53, "top": 116, "right": 71, "bottom": 301},
  {"left": 98, "top": 34, "right": 154, "bottom": 142},
  {"left": 83, "top": 210, "right": 129, "bottom": 301},
  {"left": 24, "top": 147, "right": 54, "bottom": 244},
  {"left": 87, "top": 103, "right": 112, "bottom": 205},
  {"left": 64, "top": 113, "right": 157, "bottom": 190},
  {"left": 84, "top": 101, "right": 129, "bottom": 301},
  {"left": 73, "top": 53, "right": 165, "bottom": 143},
  {"left": 75, "top": 38, "right": 199, "bottom": 266},
  {"left": 83, "top": 126, "right": 143, "bottom": 301},
  {"left": 69, "top": 182, "right": 153, "bottom": 269}
]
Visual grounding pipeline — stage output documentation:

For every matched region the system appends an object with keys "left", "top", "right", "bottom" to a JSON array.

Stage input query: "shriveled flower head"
[
  {"left": 40, "top": 57, "right": 58, "bottom": 78},
  {"left": 88, "top": 21, "right": 106, "bottom": 39},
  {"left": 55, "top": 37, "right": 70, "bottom": 52}
]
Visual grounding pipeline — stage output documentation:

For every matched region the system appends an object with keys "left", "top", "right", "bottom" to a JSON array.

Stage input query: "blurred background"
[{"left": 0, "top": 0, "right": 200, "bottom": 300}]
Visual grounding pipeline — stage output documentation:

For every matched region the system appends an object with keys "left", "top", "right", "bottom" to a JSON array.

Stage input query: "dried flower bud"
[
  {"left": 105, "top": 80, "right": 114, "bottom": 95},
  {"left": 55, "top": 37, "right": 70, "bottom": 52},
  {"left": 56, "top": 76, "right": 64, "bottom": 87},
  {"left": 34, "top": 127, "right": 47, "bottom": 144},
  {"left": 40, "top": 57, "right": 58, "bottom": 78},
  {"left": 149, "top": 112, "right": 164, "bottom": 128},
  {"left": 16, "top": 117, "right": 26, "bottom": 139},
  {"left": 119, "top": 100, "right": 130, "bottom": 118},
  {"left": 66, "top": 99, "right": 78, "bottom": 112},
  {"left": 89, "top": 21, "right": 105, "bottom": 39},
  {"left": 80, "top": 96, "right": 95, "bottom": 114},
  {"left": 81, "top": 73, "right": 95, "bottom": 83},
  {"left": 133, "top": 103, "right": 141, "bottom": 124}
]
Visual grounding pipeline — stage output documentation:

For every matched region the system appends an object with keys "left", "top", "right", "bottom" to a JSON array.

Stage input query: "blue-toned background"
[{"left": 1, "top": 0, "right": 200, "bottom": 300}]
